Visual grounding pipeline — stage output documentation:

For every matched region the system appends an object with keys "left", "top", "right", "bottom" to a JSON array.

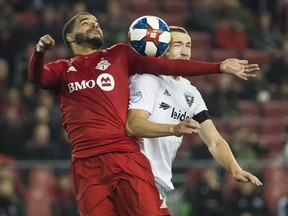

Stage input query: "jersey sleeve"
[
  {"left": 192, "top": 86, "right": 208, "bottom": 115},
  {"left": 123, "top": 44, "right": 222, "bottom": 77},
  {"left": 128, "top": 74, "right": 160, "bottom": 114},
  {"left": 28, "top": 49, "right": 64, "bottom": 91}
]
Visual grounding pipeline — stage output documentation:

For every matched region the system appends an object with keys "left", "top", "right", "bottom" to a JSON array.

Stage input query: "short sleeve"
[{"left": 129, "top": 74, "right": 160, "bottom": 114}]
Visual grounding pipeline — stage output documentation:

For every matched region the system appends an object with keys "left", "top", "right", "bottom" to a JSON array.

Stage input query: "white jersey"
[{"left": 128, "top": 74, "right": 208, "bottom": 191}]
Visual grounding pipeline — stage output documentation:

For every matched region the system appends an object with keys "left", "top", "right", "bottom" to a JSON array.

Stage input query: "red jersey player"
[{"left": 28, "top": 12, "right": 260, "bottom": 216}]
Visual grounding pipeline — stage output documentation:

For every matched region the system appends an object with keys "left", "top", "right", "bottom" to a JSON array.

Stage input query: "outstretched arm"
[
  {"left": 129, "top": 47, "right": 260, "bottom": 79},
  {"left": 199, "top": 119, "right": 262, "bottom": 186}
]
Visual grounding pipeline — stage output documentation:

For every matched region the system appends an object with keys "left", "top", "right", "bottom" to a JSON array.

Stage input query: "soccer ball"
[{"left": 128, "top": 15, "right": 171, "bottom": 57}]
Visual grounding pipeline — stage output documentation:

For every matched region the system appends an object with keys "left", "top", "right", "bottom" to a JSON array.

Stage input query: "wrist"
[
  {"left": 216, "top": 61, "right": 222, "bottom": 73},
  {"left": 35, "top": 47, "right": 46, "bottom": 54},
  {"left": 169, "top": 125, "right": 175, "bottom": 136},
  {"left": 230, "top": 166, "right": 243, "bottom": 175}
]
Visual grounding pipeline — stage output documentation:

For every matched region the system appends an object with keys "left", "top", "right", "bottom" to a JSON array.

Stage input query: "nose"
[
  {"left": 89, "top": 21, "right": 100, "bottom": 29},
  {"left": 181, "top": 49, "right": 189, "bottom": 58}
]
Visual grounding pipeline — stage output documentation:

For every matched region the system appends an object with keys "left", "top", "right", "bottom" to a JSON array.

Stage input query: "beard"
[{"left": 74, "top": 32, "right": 104, "bottom": 48}]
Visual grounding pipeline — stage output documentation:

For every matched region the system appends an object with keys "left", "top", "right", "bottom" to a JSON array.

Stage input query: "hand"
[
  {"left": 220, "top": 58, "right": 260, "bottom": 80},
  {"left": 171, "top": 119, "right": 200, "bottom": 137},
  {"left": 232, "top": 169, "right": 263, "bottom": 186},
  {"left": 36, "top": 34, "right": 55, "bottom": 53}
]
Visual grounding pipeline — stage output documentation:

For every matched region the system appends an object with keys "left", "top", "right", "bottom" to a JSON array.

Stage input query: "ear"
[{"left": 66, "top": 33, "right": 75, "bottom": 43}]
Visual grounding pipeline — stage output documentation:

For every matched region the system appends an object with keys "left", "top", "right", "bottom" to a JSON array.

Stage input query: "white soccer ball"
[{"left": 128, "top": 15, "right": 171, "bottom": 57}]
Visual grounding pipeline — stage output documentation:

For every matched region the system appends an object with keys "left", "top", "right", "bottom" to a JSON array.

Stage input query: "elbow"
[{"left": 125, "top": 122, "right": 137, "bottom": 137}]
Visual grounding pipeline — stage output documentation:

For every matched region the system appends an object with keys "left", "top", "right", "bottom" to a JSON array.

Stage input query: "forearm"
[
  {"left": 28, "top": 49, "right": 45, "bottom": 84},
  {"left": 209, "top": 138, "right": 242, "bottom": 173},
  {"left": 126, "top": 117, "right": 174, "bottom": 138},
  {"left": 131, "top": 55, "right": 222, "bottom": 76}
]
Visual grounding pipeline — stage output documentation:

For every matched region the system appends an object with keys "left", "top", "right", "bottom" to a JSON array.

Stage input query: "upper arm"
[
  {"left": 126, "top": 109, "right": 151, "bottom": 125},
  {"left": 191, "top": 86, "right": 208, "bottom": 116},
  {"left": 32, "top": 61, "right": 63, "bottom": 91},
  {"left": 28, "top": 50, "right": 63, "bottom": 91},
  {"left": 42, "top": 61, "right": 65, "bottom": 90},
  {"left": 129, "top": 74, "right": 160, "bottom": 113},
  {"left": 127, "top": 74, "right": 159, "bottom": 135},
  {"left": 126, "top": 108, "right": 151, "bottom": 137}
]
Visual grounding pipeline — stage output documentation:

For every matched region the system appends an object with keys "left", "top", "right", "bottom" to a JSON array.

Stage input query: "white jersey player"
[
  {"left": 126, "top": 26, "right": 262, "bottom": 201},
  {"left": 129, "top": 73, "right": 208, "bottom": 194}
]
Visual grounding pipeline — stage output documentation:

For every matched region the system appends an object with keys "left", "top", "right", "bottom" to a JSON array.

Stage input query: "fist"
[{"left": 36, "top": 34, "right": 55, "bottom": 53}]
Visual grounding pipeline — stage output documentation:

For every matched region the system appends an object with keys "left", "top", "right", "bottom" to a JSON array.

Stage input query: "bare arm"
[
  {"left": 126, "top": 109, "right": 200, "bottom": 138},
  {"left": 199, "top": 119, "right": 262, "bottom": 186}
]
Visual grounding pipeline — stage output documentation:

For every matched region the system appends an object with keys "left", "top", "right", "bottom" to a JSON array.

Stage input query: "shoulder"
[
  {"left": 107, "top": 43, "right": 133, "bottom": 52},
  {"left": 131, "top": 73, "right": 160, "bottom": 85},
  {"left": 46, "top": 59, "right": 70, "bottom": 70},
  {"left": 105, "top": 43, "right": 138, "bottom": 58},
  {"left": 180, "top": 77, "right": 197, "bottom": 90},
  {"left": 180, "top": 77, "right": 203, "bottom": 96},
  {"left": 130, "top": 74, "right": 161, "bottom": 93},
  {"left": 179, "top": 76, "right": 193, "bottom": 84}
]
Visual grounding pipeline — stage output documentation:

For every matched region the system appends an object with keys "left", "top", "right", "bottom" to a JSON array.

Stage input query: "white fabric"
[{"left": 129, "top": 74, "right": 208, "bottom": 191}]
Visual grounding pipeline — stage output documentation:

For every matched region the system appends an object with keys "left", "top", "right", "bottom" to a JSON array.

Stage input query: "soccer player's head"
[
  {"left": 62, "top": 12, "right": 104, "bottom": 52},
  {"left": 164, "top": 26, "right": 191, "bottom": 60}
]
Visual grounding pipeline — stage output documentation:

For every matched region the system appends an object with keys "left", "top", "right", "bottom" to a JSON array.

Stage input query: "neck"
[
  {"left": 171, "top": 76, "right": 180, "bottom": 80},
  {"left": 72, "top": 44, "right": 101, "bottom": 55}
]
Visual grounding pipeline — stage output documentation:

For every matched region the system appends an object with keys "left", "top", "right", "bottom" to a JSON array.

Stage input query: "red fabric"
[
  {"left": 28, "top": 43, "right": 221, "bottom": 158},
  {"left": 71, "top": 152, "right": 170, "bottom": 216}
]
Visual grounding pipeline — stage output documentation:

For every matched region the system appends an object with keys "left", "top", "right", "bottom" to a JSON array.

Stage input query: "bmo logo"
[
  {"left": 97, "top": 73, "right": 115, "bottom": 91},
  {"left": 67, "top": 73, "right": 115, "bottom": 93}
]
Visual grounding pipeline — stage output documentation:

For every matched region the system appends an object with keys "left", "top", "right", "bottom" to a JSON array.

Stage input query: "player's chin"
[{"left": 180, "top": 57, "right": 190, "bottom": 60}]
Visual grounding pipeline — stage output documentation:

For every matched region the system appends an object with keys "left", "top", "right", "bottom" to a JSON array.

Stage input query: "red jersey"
[{"left": 28, "top": 43, "right": 221, "bottom": 158}]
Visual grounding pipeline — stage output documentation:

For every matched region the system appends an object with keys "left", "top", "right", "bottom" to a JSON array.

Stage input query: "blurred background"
[{"left": 0, "top": 0, "right": 287, "bottom": 215}]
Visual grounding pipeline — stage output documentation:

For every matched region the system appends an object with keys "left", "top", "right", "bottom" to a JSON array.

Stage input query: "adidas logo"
[
  {"left": 159, "top": 102, "right": 171, "bottom": 110},
  {"left": 163, "top": 89, "right": 171, "bottom": 96},
  {"left": 67, "top": 66, "right": 77, "bottom": 72}
]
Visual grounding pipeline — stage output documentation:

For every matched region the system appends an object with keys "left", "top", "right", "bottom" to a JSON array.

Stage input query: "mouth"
[{"left": 88, "top": 29, "right": 100, "bottom": 35}]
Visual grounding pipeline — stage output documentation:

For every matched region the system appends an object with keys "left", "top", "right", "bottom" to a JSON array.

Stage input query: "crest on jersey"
[
  {"left": 96, "top": 73, "right": 115, "bottom": 91},
  {"left": 131, "top": 91, "right": 142, "bottom": 103},
  {"left": 184, "top": 92, "right": 194, "bottom": 107},
  {"left": 96, "top": 59, "right": 111, "bottom": 71}
]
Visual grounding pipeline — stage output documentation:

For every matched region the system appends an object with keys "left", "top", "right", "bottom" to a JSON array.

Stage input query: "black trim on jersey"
[{"left": 193, "top": 110, "right": 210, "bottom": 124}]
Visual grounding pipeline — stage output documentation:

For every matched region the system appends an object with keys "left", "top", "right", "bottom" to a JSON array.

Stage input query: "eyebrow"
[
  {"left": 79, "top": 18, "right": 89, "bottom": 24},
  {"left": 171, "top": 41, "right": 191, "bottom": 45},
  {"left": 79, "top": 17, "right": 98, "bottom": 24}
]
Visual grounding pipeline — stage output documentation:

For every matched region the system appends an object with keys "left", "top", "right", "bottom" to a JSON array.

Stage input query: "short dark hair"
[
  {"left": 168, "top": 26, "right": 189, "bottom": 35},
  {"left": 62, "top": 12, "right": 92, "bottom": 49}
]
